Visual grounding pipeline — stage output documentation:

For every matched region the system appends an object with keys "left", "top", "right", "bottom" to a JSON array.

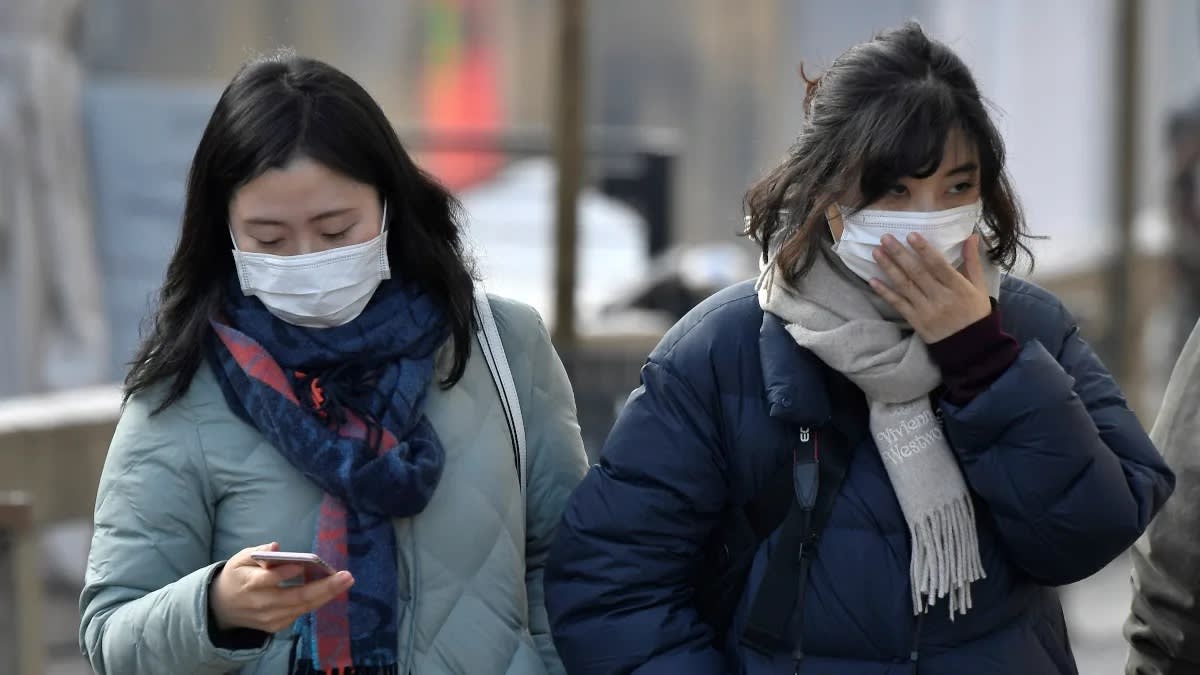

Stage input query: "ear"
[{"left": 825, "top": 205, "right": 844, "bottom": 242}]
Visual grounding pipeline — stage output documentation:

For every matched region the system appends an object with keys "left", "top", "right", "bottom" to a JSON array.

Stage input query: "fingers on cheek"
[
  {"left": 878, "top": 258, "right": 903, "bottom": 284},
  {"left": 892, "top": 246, "right": 921, "bottom": 273},
  {"left": 905, "top": 237, "right": 943, "bottom": 275},
  {"left": 883, "top": 255, "right": 907, "bottom": 282},
  {"left": 914, "top": 240, "right": 940, "bottom": 266},
  {"left": 881, "top": 287, "right": 909, "bottom": 312},
  {"left": 906, "top": 237, "right": 926, "bottom": 258}
]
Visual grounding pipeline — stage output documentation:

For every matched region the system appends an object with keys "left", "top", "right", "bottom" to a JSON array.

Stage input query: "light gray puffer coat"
[{"left": 80, "top": 296, "right": 589, "bottom": 675}]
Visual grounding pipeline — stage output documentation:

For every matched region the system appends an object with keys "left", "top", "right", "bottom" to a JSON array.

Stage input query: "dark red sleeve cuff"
[{"left": 928, "top": 301, "right": 1020, "bottom": 406}]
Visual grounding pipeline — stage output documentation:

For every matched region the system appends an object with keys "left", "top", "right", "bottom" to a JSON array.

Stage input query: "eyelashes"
[
  {"left": 250, "top": 223, "right": 358, "bottom": 249},
  {"left": 884, "top": 182, "right": 977, "bottom": 198}
]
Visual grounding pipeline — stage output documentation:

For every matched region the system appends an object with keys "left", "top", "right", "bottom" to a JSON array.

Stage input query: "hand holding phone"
[
  {"left": 209, "top": 542, "right": 354, "bottom": 634},
  {"left": 250, "top": 551, "right": 337, "bottom": 586}
]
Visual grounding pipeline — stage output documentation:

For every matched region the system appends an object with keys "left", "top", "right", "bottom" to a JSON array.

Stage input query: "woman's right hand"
[{"left": 209, "top": 542, "right": 355, "bottom": 634}]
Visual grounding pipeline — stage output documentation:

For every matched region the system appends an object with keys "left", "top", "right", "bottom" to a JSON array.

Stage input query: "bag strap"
[
  {"left": 740, "top": 426, "right": 853, "bottom": 658},
  {"left": 473, "top": 288, "right": 528, "bottom": 499},
  {"left": 743, "top": 455, "right": 796, "bottom": 542}
]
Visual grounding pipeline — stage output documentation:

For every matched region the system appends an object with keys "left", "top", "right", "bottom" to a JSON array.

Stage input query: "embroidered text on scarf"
[{"left": 758, "top": 246, "right": 1000, "bottom": 618}]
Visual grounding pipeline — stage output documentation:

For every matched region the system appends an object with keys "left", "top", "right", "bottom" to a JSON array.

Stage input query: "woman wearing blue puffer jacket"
[{"left": 545, "top": 22, "right": 1174, "bottom": 675}]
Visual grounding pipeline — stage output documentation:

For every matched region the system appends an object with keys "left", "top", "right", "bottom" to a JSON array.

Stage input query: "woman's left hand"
[{"left": 869, "top": 232, "right": 992, "bottom": 343}]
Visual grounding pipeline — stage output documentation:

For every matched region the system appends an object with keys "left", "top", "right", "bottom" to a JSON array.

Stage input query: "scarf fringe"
[
  {"left": 910, "top": 496, "right": 986, "bottom": 620},
  {"left": 758, "top": 248, "right": 994, "bottom": 622}
]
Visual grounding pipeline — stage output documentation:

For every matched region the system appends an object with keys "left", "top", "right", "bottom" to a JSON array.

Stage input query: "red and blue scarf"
[{"left": 206, "top": 276, "right": 448, "bottom": 674}]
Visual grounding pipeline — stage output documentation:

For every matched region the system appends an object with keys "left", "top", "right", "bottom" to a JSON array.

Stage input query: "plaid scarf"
[{"left": 206, "top": 276, "right": 448, "bottom": 674}]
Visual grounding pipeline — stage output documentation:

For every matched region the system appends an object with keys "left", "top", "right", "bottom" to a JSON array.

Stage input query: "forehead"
[
  {"left": 230, "top": 157, "right": 372, "bottom": 217},
  {"left": 939, "top": 128, "right": 979, "bottom": 166}
]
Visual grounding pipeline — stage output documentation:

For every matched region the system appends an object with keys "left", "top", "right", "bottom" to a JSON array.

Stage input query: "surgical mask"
[
  {"left": 231, "top": 203, "right": 390, "bottom": 328},
  {"left": 831, "top": 200, "right": 982, "bottom": 282}
]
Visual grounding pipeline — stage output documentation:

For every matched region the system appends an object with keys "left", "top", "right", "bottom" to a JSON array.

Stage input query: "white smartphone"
[{"left": 250, "top": 551, "right": 337, "bottom": 586}]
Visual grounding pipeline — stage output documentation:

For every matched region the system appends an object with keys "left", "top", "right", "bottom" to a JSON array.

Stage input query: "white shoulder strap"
[{"left": 473, "top": 287, "right": 528, "bottom": 499}]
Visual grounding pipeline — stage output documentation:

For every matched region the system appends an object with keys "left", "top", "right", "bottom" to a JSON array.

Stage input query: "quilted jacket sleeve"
[
  {"left": 940, "top": 292, "right": 1175, "bottom": 586},
  {"left": 1125, "top": 319, "right": 1200, "bottom": 674},
  {"left": 79, "top": 392, "right": 272, "bottom": 674},
  {"left": 499, "top": 299, "right": 590, "bottom": 675},
  {"left": 545, "top": 353, "right": 730, "bottom": 675}
]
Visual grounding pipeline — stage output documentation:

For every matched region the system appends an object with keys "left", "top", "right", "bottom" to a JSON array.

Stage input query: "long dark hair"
[
  {"left": 126, "top": 49, "right": 476, "bottom": 411},
  {"left": 744, "top": 21, "right": 1030, "bottom": 279}
]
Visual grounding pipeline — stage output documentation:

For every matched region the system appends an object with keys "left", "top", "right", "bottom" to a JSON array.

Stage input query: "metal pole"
[
  {"left": 552, "top": 0, "right": 585, "bottom": 348},
  {"left": 1111, "top": 0, "right": 1140, "bottom": 386},
  {"left": 0, "top": 492, "right": 41, "bottom": 675}
]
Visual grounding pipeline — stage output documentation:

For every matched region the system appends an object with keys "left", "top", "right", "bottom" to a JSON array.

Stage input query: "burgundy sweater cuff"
[{"left": 928, "top": 301, "right": 1020, "bottom": 406}]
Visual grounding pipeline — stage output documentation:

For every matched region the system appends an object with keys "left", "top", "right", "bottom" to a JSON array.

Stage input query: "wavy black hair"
[
  {"left": 744, "top": 21, "right": 1031, "bottom": 279},
  {"left": 126, "top": 50, "right": 476, "bottom": 411}
]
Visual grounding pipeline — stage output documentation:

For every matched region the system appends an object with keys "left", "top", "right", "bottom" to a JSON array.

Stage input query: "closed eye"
[
  {"left": 322, "top": 225, "right": 356, "bottom": 240},
  {"left": 254, "top": 238, "right": 283, "bottom": 248}
]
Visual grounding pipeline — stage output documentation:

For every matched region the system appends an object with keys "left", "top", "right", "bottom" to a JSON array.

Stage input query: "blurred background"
[{"left": 1, "top": 0, "right": 1198, "bottom": 673}]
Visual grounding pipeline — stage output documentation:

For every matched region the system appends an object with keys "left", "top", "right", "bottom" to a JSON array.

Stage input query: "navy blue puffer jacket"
[{"left": 545, "top": 277, "right": 1174, "bottom": 675}]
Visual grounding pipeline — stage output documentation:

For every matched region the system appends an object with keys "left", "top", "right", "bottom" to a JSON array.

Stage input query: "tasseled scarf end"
[{"left": 909, "top": 496, "right": 986, "bottom": 620}]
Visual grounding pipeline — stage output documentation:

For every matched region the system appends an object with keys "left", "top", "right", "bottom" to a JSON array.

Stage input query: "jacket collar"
[{"left": 759, "top": 310, "right": 833, "bottom": 427}]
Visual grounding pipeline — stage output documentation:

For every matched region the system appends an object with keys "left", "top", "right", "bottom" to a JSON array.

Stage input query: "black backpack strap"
[
  {"left": 692, "top": 446, "right": 794, "bottom": 642},
  {"left": 740, "top": 426, "right": 853, "bottom": 659},
  {"left": 743, "top": 455, "right": 795, "bottom": 541}
]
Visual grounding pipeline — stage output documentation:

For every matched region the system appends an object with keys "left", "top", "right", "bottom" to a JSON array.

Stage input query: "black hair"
[
  {"left": 125, "top": 49, "right": 476, "bottom": 411},
  {"left": 744, "top": 21, "right": 1030, "bottom": 279}
]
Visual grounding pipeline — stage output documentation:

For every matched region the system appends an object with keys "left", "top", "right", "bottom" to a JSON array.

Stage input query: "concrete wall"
[
  {"left": 0, "top": 387, "right": 119, "bottom": 526},
  {"left": 0, "top": 387, "right": 119, "bottom": 675}
]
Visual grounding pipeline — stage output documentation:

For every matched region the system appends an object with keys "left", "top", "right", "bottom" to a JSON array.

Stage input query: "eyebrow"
[
  {"left": 943, "top": 162, "right": 979, "bottom": 177},
  {"left": 243, "top": 207, "right": 358, "bottom": 226}
]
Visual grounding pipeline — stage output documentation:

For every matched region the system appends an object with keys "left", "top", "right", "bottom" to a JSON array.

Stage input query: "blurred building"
[
  {"left": 4, "top": 3, "right": 1200, "bottom": 673},
  {"left": 0, "top": 0, "right": 108, "bottom": 399},
  {"left": 4, "top": 0, "right": 1200, "bottom": 404}
]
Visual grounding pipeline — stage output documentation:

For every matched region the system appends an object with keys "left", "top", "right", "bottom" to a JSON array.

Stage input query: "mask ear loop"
[
  {"left": 227, "top": 226, "right": 253, "bottom": 294},
  {"left": 377, "top": 200, "right": 392, "bottom": 277}
]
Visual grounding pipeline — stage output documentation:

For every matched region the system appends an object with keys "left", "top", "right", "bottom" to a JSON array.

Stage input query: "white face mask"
[
  {"left": 831, "top": 200, "right": 982, "bottom": 282},
  {"left": 231, "top": 203, "right": 391, "bottom": 328}
]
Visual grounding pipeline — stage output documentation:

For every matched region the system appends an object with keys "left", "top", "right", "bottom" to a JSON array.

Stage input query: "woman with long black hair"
[{"left": 80, "top": 50, "right": 587, "bottom": 675}]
